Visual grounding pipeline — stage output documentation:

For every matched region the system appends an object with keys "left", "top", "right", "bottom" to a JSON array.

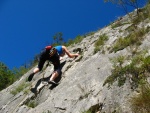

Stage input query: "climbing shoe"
[
  {"left": 48, "top": 80, "right": 58, "bottom": 85},
  {"left": 28, "top": 72, "right": 35, "bottom": 81}
]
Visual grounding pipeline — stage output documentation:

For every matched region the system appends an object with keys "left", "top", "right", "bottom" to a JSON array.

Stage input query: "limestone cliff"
[{"left": 0, "top": 9, "right": 150, "bottom": 113}]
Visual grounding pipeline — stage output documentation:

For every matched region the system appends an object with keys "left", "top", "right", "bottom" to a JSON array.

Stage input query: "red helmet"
[{"left": 45, "top": 45, "right": 53, "bottom": 50}]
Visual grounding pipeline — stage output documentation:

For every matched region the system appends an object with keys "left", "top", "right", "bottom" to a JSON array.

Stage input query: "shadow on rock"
[{"left": 31, "top": 61, "right": 66, "bottom": 94}]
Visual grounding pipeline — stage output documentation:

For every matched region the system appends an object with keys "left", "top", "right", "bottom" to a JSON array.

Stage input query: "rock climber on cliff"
[{"left": 28, "top": 45, "right": 79, "bottom": 85}]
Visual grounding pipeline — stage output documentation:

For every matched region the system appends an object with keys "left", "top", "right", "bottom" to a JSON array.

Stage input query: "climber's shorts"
[
  {"left": 53, "top": 67, "right": 61, "bottom": 75},
  {"left": 38, "top": 49, "right": 61, "bottom": 73}
]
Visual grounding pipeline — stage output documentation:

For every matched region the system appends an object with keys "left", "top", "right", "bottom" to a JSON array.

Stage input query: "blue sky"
[{"left": 0, "top": 0, "right": 146, "bottom": 69}]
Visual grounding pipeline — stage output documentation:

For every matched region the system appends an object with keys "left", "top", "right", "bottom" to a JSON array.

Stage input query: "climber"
[{"left": 28, "top": 45, "right": 79, "bottom": 85}]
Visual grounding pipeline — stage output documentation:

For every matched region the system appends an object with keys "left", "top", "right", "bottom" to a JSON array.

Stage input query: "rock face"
[{"left": 0, "top": 12, "right": 150, "bottom": 113}]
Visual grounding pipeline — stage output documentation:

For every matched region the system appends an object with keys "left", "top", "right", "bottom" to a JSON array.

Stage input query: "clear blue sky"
[{"left": 0, "top": 0, "right": 146, "bottom": 69}]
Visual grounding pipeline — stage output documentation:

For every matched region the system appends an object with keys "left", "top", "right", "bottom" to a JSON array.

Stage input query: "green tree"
[
  {"left": 0, "top": 62, "right": 15, "bottom": 91},
  {"left": 104, "top": 0, "right": 147, "bottom": 16},
  {"left": 52, "top": 32, "right": 64, "bottom": 45}
]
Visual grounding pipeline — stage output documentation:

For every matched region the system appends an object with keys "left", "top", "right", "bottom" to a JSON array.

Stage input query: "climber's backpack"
[{"left": 45, "top": 45, "right": 57, "bottom": 57}]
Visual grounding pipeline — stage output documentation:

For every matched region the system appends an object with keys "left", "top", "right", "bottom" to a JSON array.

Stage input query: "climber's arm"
[{"left": 62, "top": 46, "right": 79, "bottom": 58}]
